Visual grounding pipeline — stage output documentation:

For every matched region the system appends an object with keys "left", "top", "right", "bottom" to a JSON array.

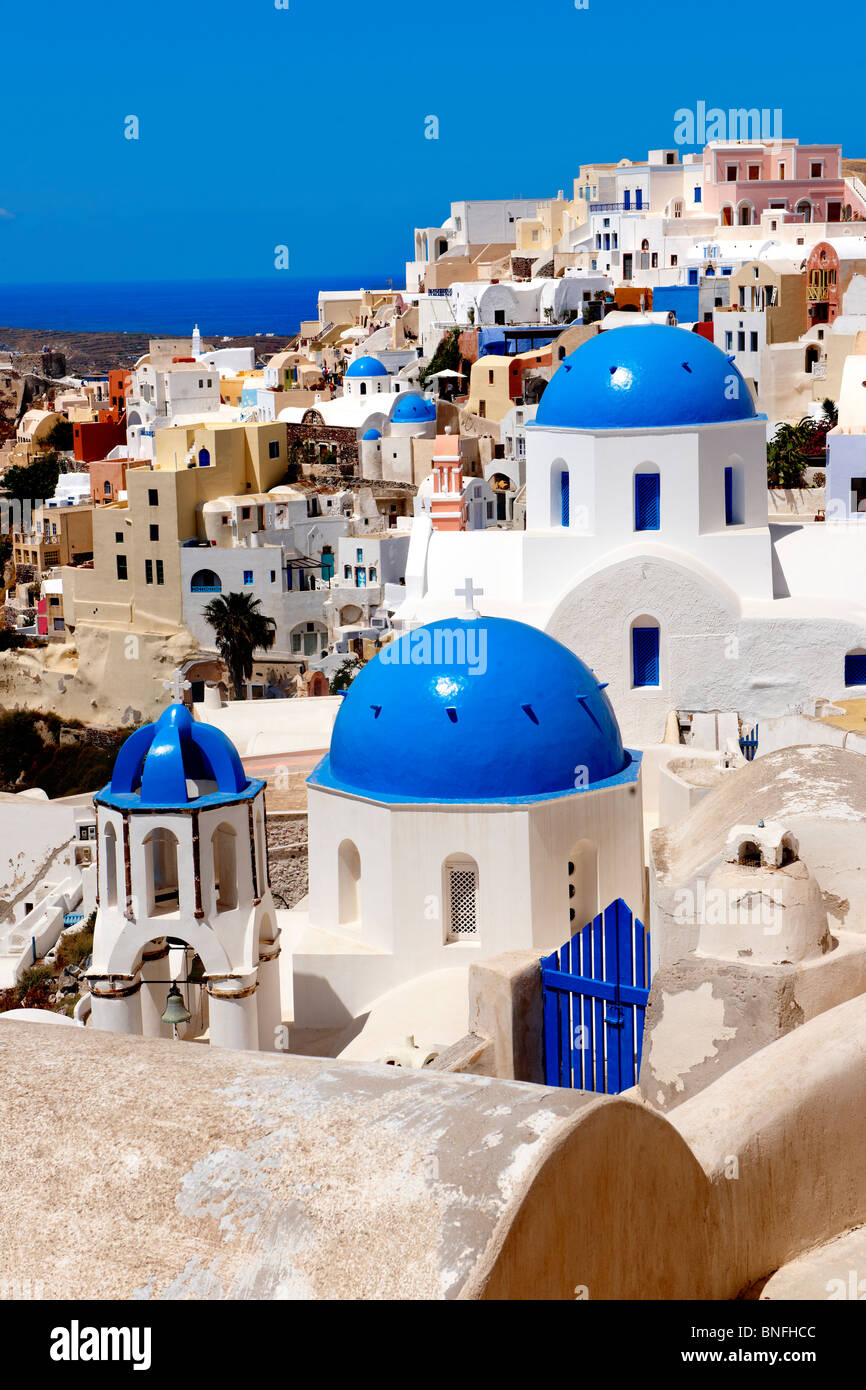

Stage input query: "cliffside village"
[{"left": 4, "top": 129, "right": 866, "bottom": 1302}]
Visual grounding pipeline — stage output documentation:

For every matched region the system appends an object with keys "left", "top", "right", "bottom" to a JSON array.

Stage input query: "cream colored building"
[{"left": 63, "top": 420, "right": 290, "bottom": 633}]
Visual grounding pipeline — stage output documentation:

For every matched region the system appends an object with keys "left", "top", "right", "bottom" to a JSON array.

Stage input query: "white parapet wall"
[{"left": 194, "top": 696, "right": 343, "bottom": 756}]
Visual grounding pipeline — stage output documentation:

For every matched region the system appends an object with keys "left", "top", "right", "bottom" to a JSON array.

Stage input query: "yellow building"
[
  {"left": 12, "top": 502, "right": 93, "bottom": 571},
  {"left": 64, "top": 420, "right": 289, "bottom": 632}
]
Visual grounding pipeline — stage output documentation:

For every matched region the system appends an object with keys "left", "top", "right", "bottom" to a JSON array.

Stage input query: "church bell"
[{"left": 161, "top": 983, "right": 192, "bottom": 1027}]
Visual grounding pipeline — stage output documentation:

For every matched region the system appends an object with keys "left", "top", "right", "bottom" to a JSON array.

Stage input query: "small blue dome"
[
  {"left": 345, "top": 355, "right": 388, "bottom": 378},
  {"left": 311, "top": 617, "right": 632, "bottom": 804},
  {"left": 362, "top": 428, "right": 382, "bottom": 441},
  {"left": 98, "top": 704, "right": 256, "bottom": 809},
  {"left": 391, "top": 393, "right": 437, "bottom": 424},
  {"left": 535, "top": 324, "right": 758, "bottom": 430}
]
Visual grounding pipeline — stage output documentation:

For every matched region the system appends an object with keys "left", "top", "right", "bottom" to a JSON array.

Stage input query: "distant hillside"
[
  {"left": 843, "top": 159, "right": 866, "bottom": 181},
  {"left": 0, "top": 327, "right": 295, "bottom": 377}
]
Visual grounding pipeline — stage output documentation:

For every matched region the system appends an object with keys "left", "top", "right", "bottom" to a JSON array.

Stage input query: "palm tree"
[{"left": 202, "top": 592, "right": 276, "bottom": 701}]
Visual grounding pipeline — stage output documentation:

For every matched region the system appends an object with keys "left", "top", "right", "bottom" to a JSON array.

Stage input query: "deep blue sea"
[{"left": 0, "top": 274, "right": 400, "bottom": 338}]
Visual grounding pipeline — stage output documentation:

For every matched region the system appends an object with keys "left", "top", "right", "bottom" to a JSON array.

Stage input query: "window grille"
[{"left": 448, "top": 867, "right": 477, "bottom": 937}]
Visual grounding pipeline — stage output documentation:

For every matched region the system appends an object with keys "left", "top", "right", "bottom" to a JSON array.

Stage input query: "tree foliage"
[
  {"left": 766, "top": 401, "right": 836, "bottom": 489},
  {"left": 1, "top": 452, "right": 61, "bottom": 504},
  {"left": 202, "top": 591, "right": 277, "bottom": 700}
]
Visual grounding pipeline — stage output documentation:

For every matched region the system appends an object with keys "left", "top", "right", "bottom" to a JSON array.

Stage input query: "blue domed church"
[
  {"left": 88, "top": 702, "right": 280, "bottom": 1051},
  {"left": 297, "top": 615, "right": 644, "bottom": 1031},
  {"left": 387, "top": 323, "right": 826, "bottom": 748}
]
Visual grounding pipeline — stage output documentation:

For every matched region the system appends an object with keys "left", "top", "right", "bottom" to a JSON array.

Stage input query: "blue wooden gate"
[
  {"left": 542, "top": 899, "right": 651, "bottom": 1094},
  {"left": 739, "top": 723, "right": 759, "bottom": 761}
]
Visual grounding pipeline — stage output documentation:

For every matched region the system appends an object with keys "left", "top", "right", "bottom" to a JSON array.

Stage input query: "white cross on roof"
[
  {"left": 163, "top": 668, "right": 192, "bottom": 702},
  {"left": 455, "top": 577, "right": 484, "bottom": 618}
]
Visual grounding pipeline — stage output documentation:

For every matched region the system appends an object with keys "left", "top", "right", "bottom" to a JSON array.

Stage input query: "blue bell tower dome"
[{"left": 97, "top": 704, "right": 262, "bottom": 810}]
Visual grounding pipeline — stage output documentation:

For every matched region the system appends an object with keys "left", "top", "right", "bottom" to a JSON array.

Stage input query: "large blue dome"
[
  {"left": 535, "top": 324, "right": 758, "bottom": 430},
  {"left": 310, "top": 617, "right": 633, "bottom": 804},
  {"left": 345, "top": 355, "right": 388, "bottom": 378},
  {"left": 97, "top": 704, "right": 258, "bottom": 810},
  {"left": 391, "top": 393, "right": 437, "bottom": 423}
]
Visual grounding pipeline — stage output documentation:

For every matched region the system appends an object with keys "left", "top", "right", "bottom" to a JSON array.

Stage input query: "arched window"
[
  {"left": 212, "top": 823, "right": 237, "bottom": 911},
  {"left": 443, "top": 854, "right": 479, "bottom": 942},
  {"left": 805, "top": 345, "right": 820, "bottom": 373},
  {"left": 190, "top": 569, "right": 221, "bottom": 593},
  {"left": 143, "top": 828, "right": 179, "bottom": 915},
  {"left": 634, "top": 468, "right": 660, "bottom": 531},
  {"left": 103, "top": 822, "right": 118, "bottom": 908},
  {"left": 796, "top": 199, "right": 812, "bottom": 224},
  {"left": 360, "top": 381, "right": 367, "bottom": 396},
  {"left": 845, "top": 649, "right": 866, "bottom": 686},
  {"left": 721, "top": 205, "right": 734, "bottom": 227},
  {"left": 198, "top": 448, "right": 210, "bottom": 467},
  {"left": 568, "top": 840, "right": 598, "bottom": 934},
  {"left": 631, "top": 617, "right": 660, "bottom": 688},
  {"left": 103, "top": 480, "right": 112, "bottom": 495},
  {"left": 738, "top": 202, "right": 754, "bottom": 226},
  {"left": 551, "top": 461, "right": 569, "bottom": 527},
  {"left": 338, "top": 839, "right": 361, "bottom": 924}
]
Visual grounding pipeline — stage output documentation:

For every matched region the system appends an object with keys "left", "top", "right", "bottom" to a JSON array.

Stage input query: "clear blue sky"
[{"left": 0, "top": 0, "right": 861, "bottom": 285}]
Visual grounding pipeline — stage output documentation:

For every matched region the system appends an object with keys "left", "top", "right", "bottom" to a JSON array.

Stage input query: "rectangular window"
[
  {"left": 750, "top": 332, "right": 759, "bottom": 352},
  {"left": 268, "top": 440, "right": 280, "bottom": 458},
  {"left": 356, "top": 549, "right": 363, "bottom": 563},
  {"left": 651, "top": 252, "right": 658, "bottom": 268},
  {"left": 811, "top": 161, "right": 822, "bottom": 178},
  {"left": 632, "top": 626, "right": 660, "bottom": 688},
  {"left": 343, "top": 565, "right": 351, "bottom": 579},
  {"left": 243, "top": 570, "right": 253, "bottom": 585},
  {"left": 748, "top": 164, "right": 760, "bottom": 180},
  {"left": 156, "top": 559, "right": 164, "bottom": 585},
  {"left": 694, "top": 186, "right": 702, "bottom": 203},
  {"left": 688, "top": 269, "right": 699, "bottom": 285},
  {"left": 670, "top": 255, "right": 678, "bottom": 267},
  {"left": 270, "top": 570, "right": 276, "bottom": 583},
  {"left": 115, "top": 532, "right": 123, "bottom": 543},
  {"left": 148, "top": 489, "right": 158, "bottom": 506},
  {"left": 369, "top": 566, "right": 377, "bottom": 582},
  {"left": 725, "top": 331, "right": 733, "bottom": 351},
  {"left": 634, "top": 473, "right": 660, "bottom": 531},
  {"left": 145, "top": 559, "right": 153, "bottom": 584},
  {"left": 845, "top": 653, "right": 866, "bottom": 686},
  {"left": 488, "top": 370, "right": 494, "bottom": 384},
  {"left": 446, "top": 865, "right": 478, "bottom": 939},
  {"left": 149, "top": 524, "right": 159, "bottom": 541},
  {"left": 726, "top": 165, "right": 738, "bottom": 181},
  {"left": 738, "top": 332, "right": 746, "bottom": 351},
  {"left": 116, "top": 555, "right": 127, "bottom": 580},
  {"left": 241, "top": 507, "right": 251, "bottom": 520}
]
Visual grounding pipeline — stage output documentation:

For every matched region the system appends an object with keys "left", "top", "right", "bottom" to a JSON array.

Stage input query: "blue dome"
[
  {"left": 311, "top": 617, "right": 633, "bottom": 804},
  {"left": 362, "top": 428, "right": 381, "bottom": 440},
  {"left": 345, "top": 355, "right": 388, "bottom": 378},
  {"left": 391, "top": 393, "right": 437, "bottom": 424},
  {"left": 97, "top": 704, "right": 259, "bottom": 810},
  {"left": 535, "top": 324, "right": 758, "bottom": 430}
]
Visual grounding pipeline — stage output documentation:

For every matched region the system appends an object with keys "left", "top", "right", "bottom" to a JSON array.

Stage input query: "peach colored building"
[
  {"left": 89, "top": 457, "right": 144, "bottom": 507},
  {"left": 700, "top": 139, "right": 862, "bottom": 227}
]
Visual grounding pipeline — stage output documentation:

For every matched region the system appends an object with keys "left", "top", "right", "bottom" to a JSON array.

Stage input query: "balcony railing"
[
  {"left": 807, "top": 285, "right": 830, "bottom": 301},
  {"left": 590, "top": 202, "right": 627, "bottom": 214},
  {"left": 191, "top": 585, "right": 222, "bottom": 593}
]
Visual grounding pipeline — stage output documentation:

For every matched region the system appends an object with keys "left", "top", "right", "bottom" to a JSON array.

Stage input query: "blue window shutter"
[
  {"left": 624, "top": 189, "right": 631, "bottom": 210},
  {"left": 636, "top": 188, "right": 643, "bottom": 210},
  {"left": 560, "top": 471, "right": 570, "bottom": 527},
  {"left": 633, "top": 627, "right": 660, "bottom": 687},
  {"left": 724, "top": 466, "right": 734, "bottom": 525},
  {"left": 845, "top": 653, "right": 866, "bottom": 686},
  {"left": 634, "top": 473, "right": 660, "bottom": 530}
]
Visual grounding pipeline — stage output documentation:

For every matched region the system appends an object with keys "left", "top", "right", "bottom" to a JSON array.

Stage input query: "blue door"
[
  {"left": 542, "top": 900, "right": 651, "bottom": 1094},
  {"left": 635, "top": 188, "right": 643, "bottom": 210},
  {"left": 632, "top": 626, "right": 659, "bottom": 687},
  {"left": 634, "top": 473, "right": 660, "bottom": 530}
]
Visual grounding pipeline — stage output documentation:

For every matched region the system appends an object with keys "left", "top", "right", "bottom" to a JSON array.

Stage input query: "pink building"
[{"left": 700, "top": 140, "right": 865, "bottom": 227}]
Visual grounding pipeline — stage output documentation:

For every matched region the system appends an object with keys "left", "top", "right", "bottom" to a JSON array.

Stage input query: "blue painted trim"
[
  {"left": 307, "top": 748, "right": 642, "bottom": 807},
  {"left": 95, "top": 776, "right": 265, "bottom": 813}
]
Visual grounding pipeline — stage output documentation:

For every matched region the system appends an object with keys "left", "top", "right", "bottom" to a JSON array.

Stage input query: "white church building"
[
  {"left": 288, "top": 612, "right": 645, "bottom": 1031},
  {"left": 394, "top": 324, "right": 866, "bottom": 744}
]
